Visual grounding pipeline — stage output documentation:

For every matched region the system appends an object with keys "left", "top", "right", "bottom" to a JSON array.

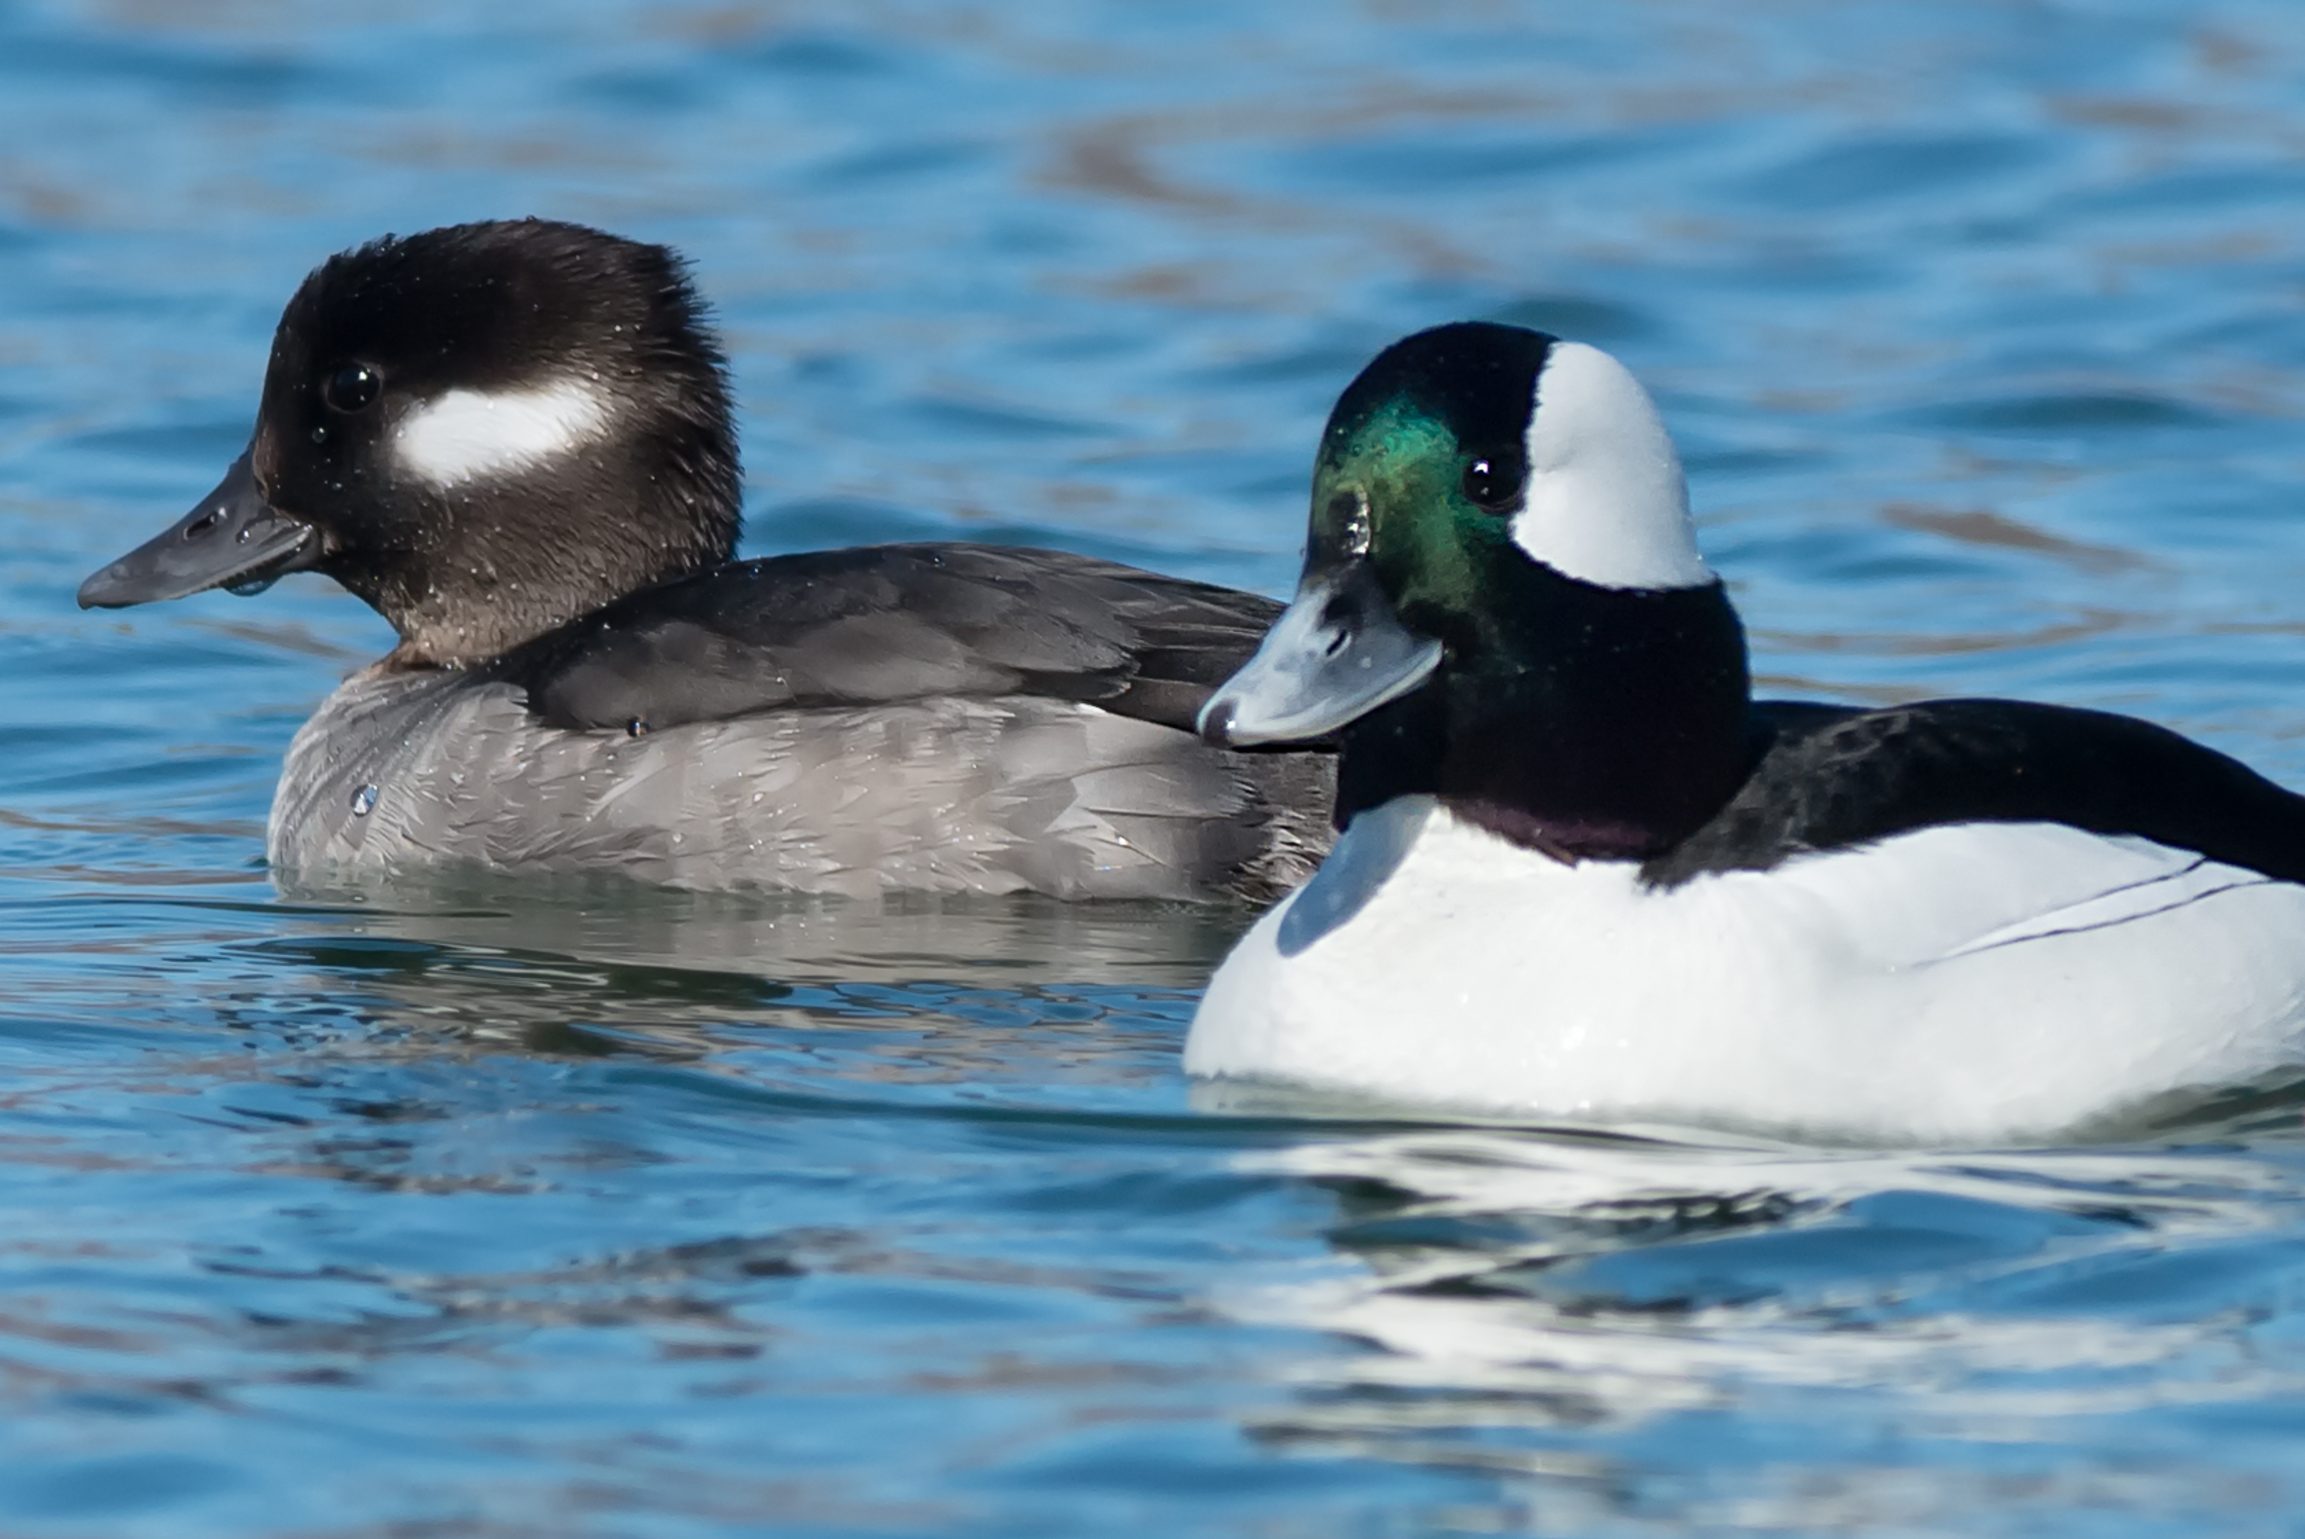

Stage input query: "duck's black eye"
[
  {"left": 321, "top": 362, "right": 382, "bottom": 415},
  {"left": 1461, "top": 453, "right": 1526, "bottom": 513}
]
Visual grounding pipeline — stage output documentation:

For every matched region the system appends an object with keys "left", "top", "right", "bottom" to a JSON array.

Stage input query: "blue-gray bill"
[
  {"left": 77, "top": 449, "right": 321, "bottom": 609},
  {"left": 1197, "top": 563, "right": 1442, "bottom": 747}
]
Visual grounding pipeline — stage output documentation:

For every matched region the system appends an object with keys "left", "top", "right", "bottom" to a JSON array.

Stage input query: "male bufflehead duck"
[
  {"left": 80, "top": 220, "right": 1331, "bottom": 900},
  {"left": 1189, "top": 322, "right": 2305, "bottom": 1144}
]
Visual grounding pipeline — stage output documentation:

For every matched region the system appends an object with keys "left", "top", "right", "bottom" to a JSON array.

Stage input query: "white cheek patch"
[
  {"left": 1509, "top": 340, "right": 1713, "bottom": 591},
  {"left": 392, "top": 380, "right": 610, "bottom": 488}
]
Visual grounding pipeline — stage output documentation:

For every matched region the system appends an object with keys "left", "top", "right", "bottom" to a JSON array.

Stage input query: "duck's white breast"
[{"left": 1187, "top": 797, "right": 2305, "bottom": 1144}]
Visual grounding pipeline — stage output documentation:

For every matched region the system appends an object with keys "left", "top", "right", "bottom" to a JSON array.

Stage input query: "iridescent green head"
[{"left": 1203, "top": 322, "right": 1712, "bottom": 746}]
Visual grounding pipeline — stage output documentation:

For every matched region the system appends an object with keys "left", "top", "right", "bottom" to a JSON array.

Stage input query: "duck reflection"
[
  {"left": 234, "top": 869, "right": 1247, "bottom": 1066},
  {"left": 1214, "top": 1108, "right": 2305, "bottom": 1505}
]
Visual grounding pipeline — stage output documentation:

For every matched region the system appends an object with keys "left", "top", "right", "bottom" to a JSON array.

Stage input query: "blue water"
[{"left": 9, "top": 1, "right": 2305, "bottom": 1533}]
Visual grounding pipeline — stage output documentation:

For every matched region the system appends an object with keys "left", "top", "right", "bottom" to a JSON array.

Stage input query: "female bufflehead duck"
[
  {"left": 80, "top": 220, "right": 1331, "bottom": 900},
  {"left": 1190, "top": 322, "right": 2305, "bottom": 1144}
]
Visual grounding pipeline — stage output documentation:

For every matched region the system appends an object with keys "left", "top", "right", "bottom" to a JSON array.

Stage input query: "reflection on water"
[
  {"left": 1236, "top": 1125, "right": 2305, "bottom": 1531},
  {"left": 9, "top": 0, "right": 2305, "bottom": 1534},
  {"left": 321, "top": 879, "right": 1241, "bottom": 984},
  {"left": 260, "top": 881, "right": 1244, "bottom": 1080}
]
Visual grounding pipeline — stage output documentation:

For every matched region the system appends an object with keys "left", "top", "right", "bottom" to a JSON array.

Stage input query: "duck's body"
[
  {"left": 79, "top": 221, "right": 1332, "bottom": 901},
  {"left": 1190, "top": 322, "right": 2305, "bottom": 1142},
  {"left": 1196, "top": 778, "right": 2305, "bottom": 1147},
  {"left": 275, "top": 666, "right": 1318, "bottom": 899},
  {"left": 271, "top": 545, "right": 1327, "bottom": 899}
]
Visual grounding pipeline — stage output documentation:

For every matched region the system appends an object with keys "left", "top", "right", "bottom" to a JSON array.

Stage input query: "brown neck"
[{"left": 337, "top": 435, "right": 740, "bottom": 668}]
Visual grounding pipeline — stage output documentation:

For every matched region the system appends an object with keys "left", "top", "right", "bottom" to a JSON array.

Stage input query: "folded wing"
[{"left": 501, "top": 544, "right": 1286, "bottom": 735}]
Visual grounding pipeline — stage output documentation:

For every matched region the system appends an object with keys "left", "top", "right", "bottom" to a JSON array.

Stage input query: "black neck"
[{"left": 1336, "top": 571, "right": 1754, "bottom": 861}]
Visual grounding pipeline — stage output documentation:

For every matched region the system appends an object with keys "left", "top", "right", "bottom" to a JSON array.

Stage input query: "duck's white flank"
[
  {"left": 393, "top": 380, "right": 611, "bottom": 488},
  {"left": 1186, "top": 797, "right": 2305, "bottom": 1144},
  {"left": 1512, "top": 341, "right": 1713, "bottom": 592}
]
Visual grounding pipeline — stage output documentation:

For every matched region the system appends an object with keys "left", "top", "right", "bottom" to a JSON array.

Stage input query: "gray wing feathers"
[{"left": 512, "top": 545, "right": 1283, "bottom": 734}]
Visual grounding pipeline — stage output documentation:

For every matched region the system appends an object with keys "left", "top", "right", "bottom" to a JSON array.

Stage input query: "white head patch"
[
  {"left": 392, "top": 380, "right": 610, "bottom": 489},
  {"left": 1510, "top": 341, "right": 1711, "bottom": 591}
]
